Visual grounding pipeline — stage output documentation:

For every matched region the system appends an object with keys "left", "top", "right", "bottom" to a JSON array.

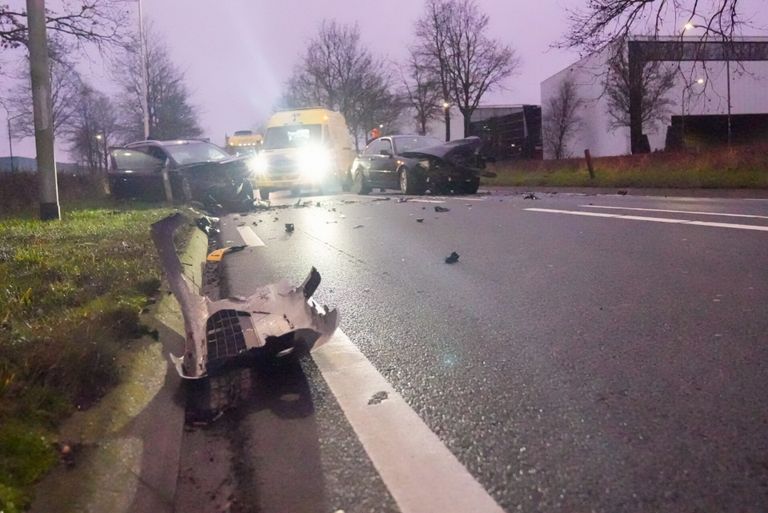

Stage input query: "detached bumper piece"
[{"left": 152, "top": 213, "right": 339, "bottom": 379}]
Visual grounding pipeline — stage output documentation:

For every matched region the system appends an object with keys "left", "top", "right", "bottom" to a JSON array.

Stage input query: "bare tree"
[
  {"left": 281, "top": 20, "right": 401, "bottom": 149},
  {"left": 415, "top": 0, "right": 519, "bottom": 136},
  {"left": 66, "top": 85, "right": 117, "bottom": 172},
  {"left": 112, "top": 23, "right": 201, "bottom": 141},
  {"left": 542, "top": 80, "right": 584, "bottom": 160},
  {"left": 563, "top": 0, "right": 747, "bottom": 52},
  {"left": 401, "top": 49, "right": 442, "bottom": 135},
  {"left": 604, "top": 41, "right": 677, "bottom": 131},
  {"left": 5, "top": 42, "right": 83, "bottom": 139},
  {"left": 0, "top": 2, "right": 129, "bottom": 67}
]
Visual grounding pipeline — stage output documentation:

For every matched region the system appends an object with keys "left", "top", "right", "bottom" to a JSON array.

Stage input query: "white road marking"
[
  {"left": 406, "top": 198, "right": 446, "bottom": 204},
  {"left": 235, "top": 226, "right": 265, "bottom": 247},
  {"left": 430, "top": 196, "right": 487, "bottom": 202},
  {"left": 579, "top": 204, "right": 768, "bottom": 220},
  {"left": 525, "top": 208, "right": 768, "bottom": 232},
  {"left": 312, "top": 330, "right": 505, "bottom": 513}
]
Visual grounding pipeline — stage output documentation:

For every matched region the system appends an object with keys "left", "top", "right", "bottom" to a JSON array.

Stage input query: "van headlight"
[
  {"left": 248, "top": 153, "right": 268, "bottom": 176},
  {"left": 297, "top": 145, "right": 332, "bottom": 181}
]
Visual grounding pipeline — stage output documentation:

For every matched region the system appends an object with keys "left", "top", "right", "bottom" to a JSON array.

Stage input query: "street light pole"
[
  {"left": 138, "top": 0, "right": 150, "bottom": 140},
  {"left": 442, "top": 101, "right": 451, "bottom": 142},
  {"left": 27, "top": 0, "right": 60, "bottom": 220}
]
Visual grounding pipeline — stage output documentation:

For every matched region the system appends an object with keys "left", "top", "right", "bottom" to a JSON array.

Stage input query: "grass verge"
[
  {"left": 482, "top": 144, "right": 768, "bottom": 189},
  {"left": 0, "top": 201, "right": 182, "bottom": 512}
]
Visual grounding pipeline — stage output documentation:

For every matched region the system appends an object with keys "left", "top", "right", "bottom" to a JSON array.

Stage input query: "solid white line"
[
  {"left": 235, "top": 226, "right": 265, "bottom": 247},
  {"left": 579, "top": 204, "right": 768, "bottom": 220},
  {"left": 312, "top": 330, "right": 505, "bottom": 513},
  {"left": 525, "top": 208, "right": 768, "bottom": 232},
  {"left": 406, "top": 198, "right": 446, "bottom": 204}
]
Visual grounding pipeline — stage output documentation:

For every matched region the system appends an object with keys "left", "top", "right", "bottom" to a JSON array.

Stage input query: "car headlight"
[
  {"left": 248, "top": 153, "right": 268, "bottom": 176},
  {"left": 297, "top": 145, "right": 332, "bottom": 181}
]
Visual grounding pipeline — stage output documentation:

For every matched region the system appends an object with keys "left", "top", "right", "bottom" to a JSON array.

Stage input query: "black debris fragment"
[
  {"left": 617, "top": 190, "right": 628, "bottom": 196},
  {"left": 195, "top": 216, "right": 220, "bottom": 236},
  {"left": 315, "top": 201, "right": 321, "bottom": 207},
  {"left": 294, "top": 199, "right": 305, "bottom": 208},
  {"left": 523, "top": 192, "right": 538, "bottom": 200},
  {"left": 416, "top": 218, "right": 424, "bottom": 223},
  {"left": 397, "top": 197, "right": 409, "bottom": 203},
  {"left": 434, "top": 206, "right": 450, "bottom": 213},
  {"left": 372, "top": 197, "right": 391, "bottom": 202},
  {"left": 273, "top": 217, "right": 279, "bottom": 222},
  {"left": 368, "top": 391, "right": 389, "bottom": 405},
  {"left": 285, "top": 223, "right": 295, "bottom": 233},
  {"left": 353, "top": 224, "right": 364, "bottom": 229},
  {"left": 445, "top": 251, "right": 460, "bottom": 264}
]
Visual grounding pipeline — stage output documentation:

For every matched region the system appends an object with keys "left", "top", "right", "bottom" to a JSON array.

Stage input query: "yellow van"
[{"left": 248, "top": 108, "right": 356, "bottom": 199}]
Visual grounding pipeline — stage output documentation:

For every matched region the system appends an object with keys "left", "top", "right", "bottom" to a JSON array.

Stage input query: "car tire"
[
  {"left": 259, "top": 188, "right": 270, "bottom": 201},
  {"left": 399, "top": 167, "right": 425, "bottom": 195},
  {"left": 351, "top": 170, "right": 370, "bottom": 195},
  {"left": 459, "top": 177, "right": 480, "bottom": 195}
]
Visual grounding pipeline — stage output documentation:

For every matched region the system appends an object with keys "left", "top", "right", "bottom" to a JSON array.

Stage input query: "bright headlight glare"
[
  {"left": 248, "top": 153, "right": 268, "bottom": 176},
  {"left": 298, "top": 145, "right": 332, "bottom": 181},
  {"left": 418, "top": 159, "right": 431, "bottom": 169}
]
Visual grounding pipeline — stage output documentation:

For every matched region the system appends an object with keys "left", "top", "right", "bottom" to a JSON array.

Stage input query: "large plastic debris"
[{"left": 151, "top": 213, "right": 339, "bottom": 379}]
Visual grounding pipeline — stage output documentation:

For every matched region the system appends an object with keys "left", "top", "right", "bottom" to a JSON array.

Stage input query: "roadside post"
[
  {"left": 161, "top": 159, "right": 174, "bottom": 203},
  {"left": 584, "top": 149, "right": 595, "bottom": 179}
]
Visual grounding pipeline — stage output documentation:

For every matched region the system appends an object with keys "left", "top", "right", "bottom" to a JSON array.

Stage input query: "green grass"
[
  {"left": 482, "top": 144, "right": 768, "bottom": 189},
  {"left": 0, "top": 201, "right": 177, "bottom": 512}
]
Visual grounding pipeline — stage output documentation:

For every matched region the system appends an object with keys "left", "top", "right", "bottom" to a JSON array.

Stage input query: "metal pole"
[
  {"left": 138, "top": 0, "right": 150, "bottom": 139},
  {"left": 443, "top": 105, "right": 451, "bottom": 142},
  {"left": 6, "top": 116, "right": 13, "bottom": 173},
  {"left": 726, "top": 56, "right": 732, "bottom": 146},
  {"left": 681, "top": 87, "right": 685, "bottom": 149},
  {"left": 27, "top": 0, "right": 60, "bottom": 220}
]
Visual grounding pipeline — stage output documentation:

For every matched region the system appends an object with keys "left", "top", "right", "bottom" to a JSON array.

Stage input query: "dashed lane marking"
[
  {"left": 579, "top": 204, "right": 768, "bottom": 220},
  {"left": 525, "top": 208, "right": 768, "bottom": 232},
  {"left": 236, "top": 226, "right": 266, "bottom": 247},
  {"left": 312, "top": 330, "right": 505, "bottom": 513}
]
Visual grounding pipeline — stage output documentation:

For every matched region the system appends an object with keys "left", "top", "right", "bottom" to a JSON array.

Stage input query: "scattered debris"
[
  {"left": 294, "top": 198, "right": 306, "bottom": 208},
  {"left": 523, "top": 192, "right": 538, "bottom": 200},
  {"left": 445, "top": 251, "right": 460, "bottom": 264},
  {"left": 353, "top": 224, "right": 364, "bottom": 229},
  {"left": 617, "top": 190, "right": 628, "bottom": 195},
  {"left": 434, "top": 206, "right": 450, "bottom": 212},
  {"left": 285, "top": 223, "right": 295, "bottom": 233},
  {"left": 368, "top": 391, "right": 389, "bottom": 405},
  {"left": 206, "top": 245, "right": 247, "bottom": 263},
  {"left": 397, "top": 197, "right": 409, "bottom": 203},
  {"left": 372, "top": 197, "right": 391, "bottom": 202},
  {"left": 253, "top": 199, "right": 271, "bottom": 210},
  {"left": 416, "top": 218, "right": 424, "bottom": 223},
  {"left": 195, "top": 215, "right": 220, "bottom": 236},
  {"left": 273, "top": 216, "right": 279, "bottom": 222},
  {"left": 315, "top": 201, "right": 322, "bottom": 207}
]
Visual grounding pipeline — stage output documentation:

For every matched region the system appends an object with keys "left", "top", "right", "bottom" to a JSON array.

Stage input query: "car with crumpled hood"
[
  {"left": 348, "top": 135, "right": 491, "bottom": 195},
  {"left": 108, "top": 139, "right": 255, "bottom": 210}
]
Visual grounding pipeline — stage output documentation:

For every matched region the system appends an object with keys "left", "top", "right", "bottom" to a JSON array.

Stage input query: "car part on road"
[
  {"left": 416, "top": 218, "right": 424, "bottom": 223},
  {"left": 206, "top": 245, "right": 247, "bottom": 262},
  {"left": 445, "top": 251, "right": 460, "bottom": 264},
  {"left": 285, "top": 223, "right": 295, "bottom": 233},
  {"left": 195, "top": 215, "right": 220, "bottom": 236},
  {"left": 435, "top": 206, "right": 450, "bottom": 212},
  {"left": 151, "top": 213, "right": 339, "bottom": 379},
  {"left": 523, "top": 192, "right": 538, "bottom": 200}
]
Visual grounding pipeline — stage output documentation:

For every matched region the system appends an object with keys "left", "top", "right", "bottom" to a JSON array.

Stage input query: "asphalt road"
[{"left": 178, "top": 189, "right": 768, "bottom": 513}]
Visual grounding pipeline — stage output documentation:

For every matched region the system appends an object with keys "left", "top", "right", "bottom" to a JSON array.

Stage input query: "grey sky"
[{"left": 2, "top": 0, "right": 767, "bottom": 158}]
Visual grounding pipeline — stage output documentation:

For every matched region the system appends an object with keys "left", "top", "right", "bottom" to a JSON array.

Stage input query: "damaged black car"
[
  {"left": 108, "top": 139, "right": 254, "bottom": 211},
  {"left": 348, "top": 135, "right": 493, "bottom": 195}
]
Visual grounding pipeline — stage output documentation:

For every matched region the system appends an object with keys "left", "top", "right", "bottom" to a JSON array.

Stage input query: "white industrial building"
[{"left": 540, "top": 36, "right": 768, "bottom": 159}]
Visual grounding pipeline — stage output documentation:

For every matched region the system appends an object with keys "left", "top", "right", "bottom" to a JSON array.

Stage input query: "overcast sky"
[{"left": 2, "top": 0, "right": 767, "bottom": 159}]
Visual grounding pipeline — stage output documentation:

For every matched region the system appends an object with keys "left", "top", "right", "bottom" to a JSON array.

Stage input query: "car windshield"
[
  {"left": 110, "top": 149, "right": 163, "bottom": 171},
  {"left": 263, "top": 124, "right": 322, "bottom": 150},
  {"left": 163, "top": 142, "right": 230, "bottom": 165},
  {"left": 393, "top": 136, "right": 443, "bottom": 154}
]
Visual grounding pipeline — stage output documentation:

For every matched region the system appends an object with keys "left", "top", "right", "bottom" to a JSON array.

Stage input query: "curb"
[{"left": 31, "top": 214, "right": 208, "bottom": 513}]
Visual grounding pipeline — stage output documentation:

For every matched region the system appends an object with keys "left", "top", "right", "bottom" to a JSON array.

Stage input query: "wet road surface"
[{"left": 176, "top": 189, "right": 768, "bottom": 513}]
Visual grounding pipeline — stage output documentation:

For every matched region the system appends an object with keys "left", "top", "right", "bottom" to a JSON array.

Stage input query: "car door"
[{"left": 368, "top": 138, "right": 398, "bottom": 187}]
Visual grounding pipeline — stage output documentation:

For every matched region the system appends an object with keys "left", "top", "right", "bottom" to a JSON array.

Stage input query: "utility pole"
[
  {"left": 138, "top": 0, "right": 150, "bottom": 139},
  {"left": 27, "top": 0, "right": 60, "bottom": 220},
  {"left": 443, "top": 101, "right": 451, "bottom": 141}
]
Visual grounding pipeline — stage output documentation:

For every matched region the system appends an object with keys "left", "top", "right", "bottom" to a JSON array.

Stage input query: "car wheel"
[
  {"left": 459, "top": 177, "right": 480, "bottom": 195},
  {"left": 258, "top": 188, "right": 270, "bottom": 201},
  {"left": 399, "top": 167, "right": 424, "bottom": 195},
  {"left": 351, "top": 170, "right": 370, "bottom": 195}
]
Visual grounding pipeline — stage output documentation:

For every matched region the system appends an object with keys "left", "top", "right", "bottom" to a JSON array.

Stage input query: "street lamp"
[
  {"left": 684, "top": 22, "right": 732, "bottom": 145},
  {"left": 442, "top": 100, "right": 451, "bottom": 142}
]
